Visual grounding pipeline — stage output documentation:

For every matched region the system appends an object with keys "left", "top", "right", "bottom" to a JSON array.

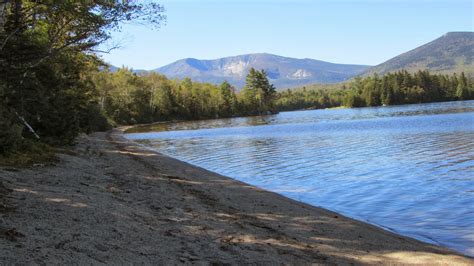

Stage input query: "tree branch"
[
  {"left": 14, "top": 111, "right": 40, "bottom": 139},
  {"left": 0, "top": 26, "right": 20, "bottom": 50}
]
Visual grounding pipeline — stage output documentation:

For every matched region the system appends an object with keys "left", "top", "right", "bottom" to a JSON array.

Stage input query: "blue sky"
[{"left": 99, "top": 0, "right": 473, "bottom": 70}]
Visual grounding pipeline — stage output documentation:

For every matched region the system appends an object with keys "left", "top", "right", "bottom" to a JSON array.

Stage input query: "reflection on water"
[
  {"left": 126, "top": 101, "right": 474, "bottom": 256},
  {"left": 126, "top": 102, "right": 474, "bottom": 134}
]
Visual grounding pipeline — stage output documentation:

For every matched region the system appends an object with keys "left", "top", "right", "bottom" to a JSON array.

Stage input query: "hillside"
[
  {"left": 365, "top": 32, "right": 474, "bottom": 76},
  {"left": 110, "top": 32, "right": 474, "bottom": 89},
  {"left": 153, "top": 53, "right": 370, "bottom": 89}
]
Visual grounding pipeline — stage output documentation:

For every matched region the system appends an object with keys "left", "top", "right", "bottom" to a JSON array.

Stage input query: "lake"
[{"left": 125, "top": 100, "right": 474, "bottom": 256}]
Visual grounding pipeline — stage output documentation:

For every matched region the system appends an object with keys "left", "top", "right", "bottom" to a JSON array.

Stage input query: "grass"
[{"left": 0, "top": 140, "right": 57, "bottom": 167}]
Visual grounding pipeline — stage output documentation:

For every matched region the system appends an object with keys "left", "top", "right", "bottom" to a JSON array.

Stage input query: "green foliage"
[
  {"left": 0, "top": 108, "right": 23, "bottom": 154},
  {"left": 0, "top": 138, "right": 55, "bottom": 166},
  {"left": 277, "top": 70, "right": 474, "bottom": 111},
  {"left": 91, "top": 68, "right": 279, "bottom": 124},
  {"left": 0, "top": 0, "right": 165, "bottom": 157},
  {"left": 218, "top": 81, "right": 238, "bottom": 117},
  {"left": 343, "top": 91, "right": 365, "bottom": 108},
  {"left": 276, "top": 86, "right": 344, "bottom": 111},
  {"left": 240, "top": 68, "right": 276, "bottom": 115},
  {"left": 455, "top": 72, "right": 471, "bottom": 100},
  {"left": 456, "top": 84, "right": 470, "bottom": 100},
  {"left": 0, "top": 77, "right": 22, "bottom": 154}
]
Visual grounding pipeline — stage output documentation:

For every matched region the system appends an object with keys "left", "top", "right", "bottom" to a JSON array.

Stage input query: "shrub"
[{"left": 0, "top": 109, "right": 23, "bottom": 155}]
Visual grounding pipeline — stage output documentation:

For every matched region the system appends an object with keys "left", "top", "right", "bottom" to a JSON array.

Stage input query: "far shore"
[{"left": 0, "top": 129, "right": 472, "bottom": 264}]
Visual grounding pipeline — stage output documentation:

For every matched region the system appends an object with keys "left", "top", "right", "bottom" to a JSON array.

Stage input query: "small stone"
[{"left": 95, "top": 243, "right": 109, "bottom": 252}]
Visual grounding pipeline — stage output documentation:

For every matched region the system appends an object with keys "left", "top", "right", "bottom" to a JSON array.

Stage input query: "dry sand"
[{"left": 0, "top": 129, "right": 472, "bottom": 265}]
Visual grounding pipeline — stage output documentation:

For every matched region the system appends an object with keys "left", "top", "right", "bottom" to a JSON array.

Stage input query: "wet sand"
[{"left": 0, "top": 129, "right": 472, "bottom": 264}]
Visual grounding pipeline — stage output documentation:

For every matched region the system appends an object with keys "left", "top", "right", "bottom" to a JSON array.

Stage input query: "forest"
[
  {"left": 84, "top": 68, "right": 474, "bottom": 127},
  {"left": 0, "top": 1, "right": 165, "bottom": 158},
  {"left": 0, "top": 1, "right": 473, "bottom": 160},
  {"left": 93, "top": 67, "right": 276, "bottom": 126},
  {"left": 276, "top": 70, "right": 474, "bottom": 111}
]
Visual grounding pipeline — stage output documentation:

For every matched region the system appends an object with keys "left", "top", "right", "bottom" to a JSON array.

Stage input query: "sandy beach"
[{"left": 0, "top": 129, "right": 472, "bottom": 265}]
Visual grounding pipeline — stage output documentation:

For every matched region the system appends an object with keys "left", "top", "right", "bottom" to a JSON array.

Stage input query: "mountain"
[
  {"left": 105, "top": 65, "right": 148, "bottom": 75},
  {"left": 153, "top": 53, "right": 370, "bottom": 89},
  {"left": 364, "top": 32, "right": 474, "bottom": 76},
  {"left": 109, "top": 32, "right": 473, "bottom": 89}
]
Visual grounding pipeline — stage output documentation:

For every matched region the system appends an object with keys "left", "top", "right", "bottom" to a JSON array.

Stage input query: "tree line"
[
  {"left": 276, "top": 70, "right": 473, "bottom": 111},
  {"left": 95, "top": 68, "right": 473, "bottom": 131},
  {"left": 92, "top": 67, "right": 276, "bottom": 125}
]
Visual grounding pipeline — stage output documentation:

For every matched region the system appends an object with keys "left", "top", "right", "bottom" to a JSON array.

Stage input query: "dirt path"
[{"left": 0, "top": 130, "right": 472, "bottom": 264}]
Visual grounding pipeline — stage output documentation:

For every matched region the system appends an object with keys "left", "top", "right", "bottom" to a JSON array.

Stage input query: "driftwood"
[{"left": 14, "top": 111, "right": 40, "bottom": 139}]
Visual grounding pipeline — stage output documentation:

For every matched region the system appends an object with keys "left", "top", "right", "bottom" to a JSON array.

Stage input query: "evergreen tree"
[
  {"left": 241, "top": 68, "right": 276, "bottom": 115},
  {"left": 455, "top": 72, "right": 469, "bottom": 100},
  {"left": 219, "top": 81, "right": 237, "bottom": 116},
  {"left": 456, "top": 83, "right": 470, "bottom": 100}
]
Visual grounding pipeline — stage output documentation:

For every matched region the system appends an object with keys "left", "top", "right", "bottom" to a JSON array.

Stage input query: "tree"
[
  {"left": 456, "top": 83, "right": 470, "bottom": 100},
  {"left": 0, "top": 81, "right": 22, "bottom": 154},
  {"left": 241, "top": 68, "right": 276, "bottom": 115},
  {"left": 219, "top": 81, "right": 237, "bottom": 117},
  {"left": 0, "top": 1, "right": 166, "bottom": 151},
  {"left": 343, "top": 91, "right": 365, "bottom": 107},
  {"left": 146, "top": 73, "right": 174, "bottom": 119},
  {"left": 274, "top": 70, "right": 472, "bottom": 112},
  {"left": 456, "top": 72, "right": 470, "bottom": 100},
  {"left": 362, "top": 76, "right": 381, "bottom": 106}
]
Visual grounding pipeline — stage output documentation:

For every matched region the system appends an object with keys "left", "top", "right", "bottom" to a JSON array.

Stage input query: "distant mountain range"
[
  {"left": 153, "top": 54, "right": 370, "bottom": 88},
  {"left": 363, "top": 32, "right": 473, "bottom": 76},
  {"left": 109, "top": 32, "right": 473, "bottom": 89}
]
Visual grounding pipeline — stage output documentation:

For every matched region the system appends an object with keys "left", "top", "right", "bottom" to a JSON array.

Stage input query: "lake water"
[{"left": 126, "top": 101, "right": 474, "bottom": 256}]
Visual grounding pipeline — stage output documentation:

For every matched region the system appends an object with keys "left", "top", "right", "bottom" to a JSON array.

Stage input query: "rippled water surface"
[{"left": 126, "top": 101, "right": 474, "bottom": 255}]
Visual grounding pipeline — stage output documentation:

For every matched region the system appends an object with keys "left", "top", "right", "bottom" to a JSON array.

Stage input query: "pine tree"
[
  {"left": 456, "top": 83, "right": 470, "bottom": 100},
  {"left": 454, "top": 72, "right": 469, "bottom": 100},
  {"left": 241, "top": 68, "right": 276, "bottom": 115}
]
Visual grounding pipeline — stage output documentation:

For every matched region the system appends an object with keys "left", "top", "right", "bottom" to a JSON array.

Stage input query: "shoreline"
[
  {"left": 0, "top": 129, "right": 472, "bottom": 264},
  {"left": 124, "top": 129, "right": 434, "bottom": 247}
]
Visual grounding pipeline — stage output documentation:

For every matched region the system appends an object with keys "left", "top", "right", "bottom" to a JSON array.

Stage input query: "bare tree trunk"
[{"left": 14, "top": 111, "right": 40, "bottom": 139}]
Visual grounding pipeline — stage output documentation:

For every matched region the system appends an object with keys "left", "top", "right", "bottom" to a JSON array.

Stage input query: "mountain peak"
[
  {"left": 154, "top": 54, "right": 370, "bottom": 88},
  {"left": 365, "top": 32, "right": 474, "bottom": 76},
  {"left": 443, "top": 31, "right": 473, "bottom": 37}
]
